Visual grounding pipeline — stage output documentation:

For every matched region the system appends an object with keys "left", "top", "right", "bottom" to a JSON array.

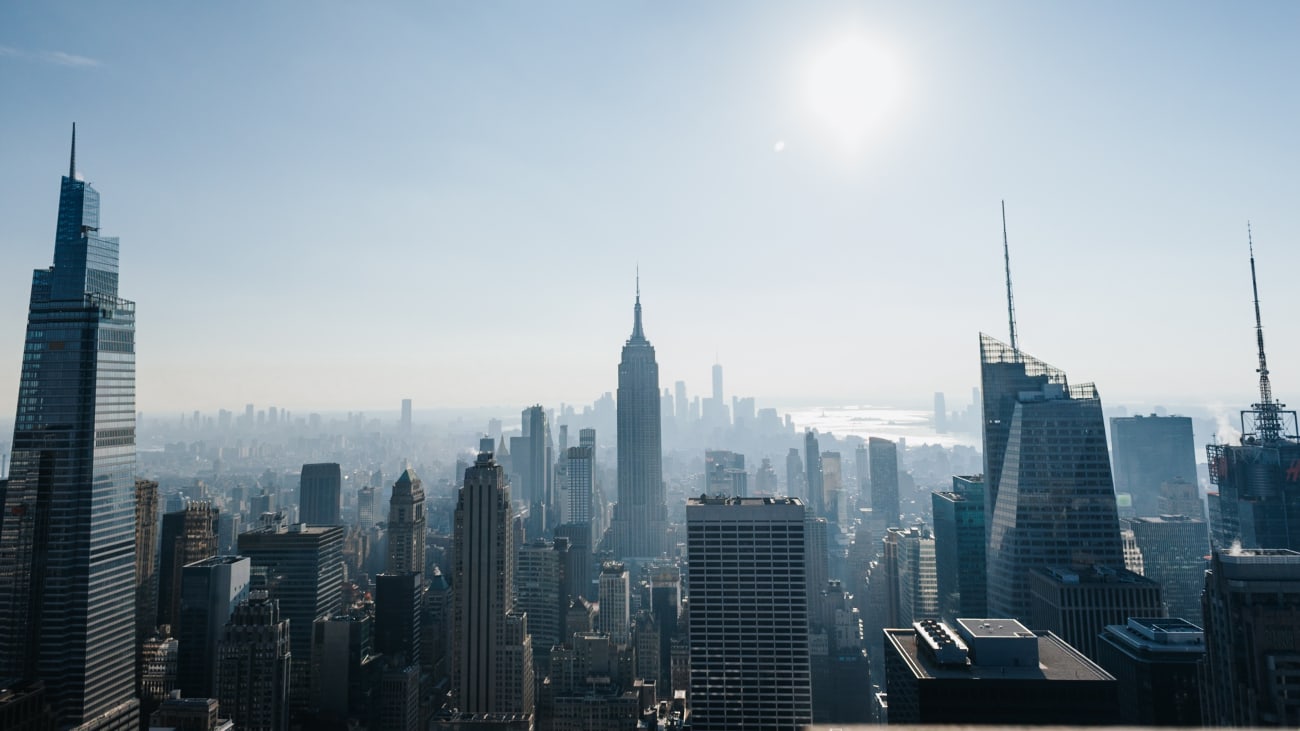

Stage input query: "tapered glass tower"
[
  {"left": 602, "top": 283, "right": 667, "bottom": 558},
  {"left": 0, "top": 127, "right": 140, "bottom": 727}
]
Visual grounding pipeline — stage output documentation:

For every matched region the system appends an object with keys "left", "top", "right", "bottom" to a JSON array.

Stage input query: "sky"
[{"left": 2, "top": 1, "right": 1299, "bottom": 418}]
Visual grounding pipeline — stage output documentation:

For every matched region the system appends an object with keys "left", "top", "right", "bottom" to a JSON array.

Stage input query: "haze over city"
[{"left": 4, "top": 1, "right": 1300, "bottom": 418}]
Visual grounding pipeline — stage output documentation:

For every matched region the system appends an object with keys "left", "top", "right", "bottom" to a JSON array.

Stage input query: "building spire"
[
  {"left": 1001, "top": 201, "right": 1022, "bottom": 362},
  {"left": 69, "top": 122, "right": 76, "bottom": 179},
  {"left": 631, "top": 270, "right": 645, "bottom": 341},
  {"left": 1247, "top": 222, "right": 1284, "bottom": 442}
]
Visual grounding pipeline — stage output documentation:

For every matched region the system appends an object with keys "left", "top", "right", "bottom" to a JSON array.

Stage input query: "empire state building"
[{"left": 601, "top": 285, "right": 667, "bottom": 558}]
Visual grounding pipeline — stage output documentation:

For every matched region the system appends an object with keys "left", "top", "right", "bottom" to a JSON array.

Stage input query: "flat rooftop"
[
  {"left": 688, "top": 495, "right": 803, "bottom": 507},
  {"left": 956, "top": 618, "right": 1034, "bottom": 639},
  {"left": 885, "top": 628, "right": 1113, "bottom": 683}
]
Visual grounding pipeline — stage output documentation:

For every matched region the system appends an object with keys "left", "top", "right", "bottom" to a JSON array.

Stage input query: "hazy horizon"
[{"left": 3, "top": 1, "right": 1299, "bottom": 417}]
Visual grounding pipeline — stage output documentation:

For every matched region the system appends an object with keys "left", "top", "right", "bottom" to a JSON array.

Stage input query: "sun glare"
[{"left": 805, "top": 35, "right": 902, "bottom": 152}]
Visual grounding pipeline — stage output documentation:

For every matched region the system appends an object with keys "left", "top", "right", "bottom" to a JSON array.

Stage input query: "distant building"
[
  {"left": 883, "top": 618, "right": 1119, "bottom": 725},
  {"left": 400, "top": 398, "right": 412, "bottom": 433},
  {"left": 603, "top": 287, "right": 667, "bottom": 559},
  {"left": 805, "top": 431, "right": 824, "bottom": 517},
  {"left": 686, "top": 496, "right": 812, "bottom": 731},
  {"left": 868, "top": 437, "right": 900, "bottom": 537},
  {"left": 786, "top": 448, "right": 805, "bottom": 501},
  {"left": 754, "top": 457, "right": 778, "bottom": 495},
  {"left": 386, "top": 468, "right": 426, "bottom": 574},
  {"left": 216, "top": 593, "right": 291, "bottom": 731},
  {"left": 237, "top": 523, "right": 344, "bottom": 714},
  {"left": 298, "top": 463, "right": 341, "bottom": 526},
  {"left": 1126, "top": 515, "right": 1209, "bottom": 623},
  {"left": 1200, "top": 549, "right": 1300, "bottom": 727},
  {"left": 932, "top": 475, "right": 986, "bottom": 621},
  {"left": 895, "top": 523, "right": 938, "bottom": 625},
  {"left": 516, "top": 540, "right": 566, "bottom": 665},
  {"left": 1029, "top": 565, "right": 1165, "bottom": 662},
  {"left": 1096, "top": 617, "right": 1204, "bottom": 726},
  {"left": 159, "top": 503, "right": 221, "bottom": 630},
  {"left": 703, "top": 449, "right": 746, "bottom": 498},
  {"left": 597, "top": 561, "right": 631, "bottom": 646},
  {"left": 1110, "top": 415, "right": 1198, "bottom": 517}
]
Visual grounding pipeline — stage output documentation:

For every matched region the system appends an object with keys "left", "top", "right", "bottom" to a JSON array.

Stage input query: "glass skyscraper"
[{"left": 0, "top": 129, "right": 140, "bottom": 727}]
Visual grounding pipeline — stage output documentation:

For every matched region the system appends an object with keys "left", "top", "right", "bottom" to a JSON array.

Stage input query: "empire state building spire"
[{"left": 630, "top": 269, "right": 646, "bottom": 343}]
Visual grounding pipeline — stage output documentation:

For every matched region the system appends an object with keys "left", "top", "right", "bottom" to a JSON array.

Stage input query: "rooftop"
[{"left": 885, "top": 627, "right": 1113, "bottom": 683}]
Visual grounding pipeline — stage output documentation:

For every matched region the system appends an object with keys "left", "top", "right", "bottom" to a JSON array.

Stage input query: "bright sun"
[{"left": 805, "top": 36, "right": 902, "bottom": 151}]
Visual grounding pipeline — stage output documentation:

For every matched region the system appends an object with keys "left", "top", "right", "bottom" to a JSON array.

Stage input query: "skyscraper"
[
  {"left": 216, "top": 592, "right": 291, "bottom": 731},
  {"left": 805, "top": 431, "right": 824, "bottom": 517},
  {"left": 855, "top": 442, "right": 869, "bottom": 500},
  {"left": 1206, "top": 240, "right": 1300, "bottom": 552},
  {"left": 597, "top": 561, "right": 630, "bottom": 645},
  {"left": 177, "top": 556, "right": 251, "bottom": 698},
  {"left": 932, "top": 475, "right": 987, "bottom": 621},
  {"left": 1110, "top": 414, "right": 1198, "bottom": 517},
  {"left": 400, "top": 398, "right": 412, "bottom": 433},
  {"left": 386, "top": 468, "right": 426, "bottom": 575},
  {"left": 238, "top": 523, "right": 345, "bottom": 715},
  {"left": 786, "top": 448, "right": 805, "bottom": 501},
  {"left": 1028, "top": 565, "right": 1165, "bottom": 663},
  {"left": 703, "top": 449, "right": 747, "bottom": 498},
  {"left": 1200, "top": 548, "right": 1300, "bottom": 726},
  {"left": 452, "top": 453, "right": 534, "bottom": 714},
  {"left": 298, "top": 462, "right": 341, "bottom": 526},
  {"left": 135, "top": 479, "right": 160, "bottom": 695},
  {"left": 1126, "top": 515, "right": 1209, "bottom": 623},
  {"left": 158, "top": 502, "right": 220, "bottom": 630},
  {"left": 686, "top": 496, "right": 812, "bottom": 730},
  {"left": 519, "top": 405, "right": 554, "bottom": 536},
  {"left": 982, "top": 335, "right": 1125, "bottom": 621},
  {"left": 603, "top": 284, "right": 667, "bottom": 559},
  {"left": 868, "top": 437, "right": 900, "bottom": 536},
  {"left": 0, "top": 129, "right": 141, "bottom": 727},
  {"left": 562, "top": 444, "right": 593, "bottom": 529}
]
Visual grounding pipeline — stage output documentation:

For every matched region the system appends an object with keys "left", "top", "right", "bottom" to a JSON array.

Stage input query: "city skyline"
[{"left": 3, "top": 3, "right": 1300, "bottom": 416}]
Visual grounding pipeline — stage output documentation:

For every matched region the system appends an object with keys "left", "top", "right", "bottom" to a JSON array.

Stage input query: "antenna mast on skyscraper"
[
  {"left": 1002, "top": 200, "right": 1020, "bottom": 360},
  {"left": 69, "top": 122, "right": 76, "bottom": 179},
  {"left": 1247, "top": 223, "right": 1285, "bottom": 443}
]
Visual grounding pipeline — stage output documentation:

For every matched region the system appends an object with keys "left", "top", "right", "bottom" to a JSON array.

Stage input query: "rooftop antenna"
[
  {"left": 1002, "top": 200, "right": 1020, "bottom": 359},
  {"left": 1247, "top": 223, "right": 1283, "bottom": 442},
  {"left": 631, "top": 265, "right": 645, "bottom": 340},
  {"left": 69, "top": 122, "right": 76, "bottom": 179}
]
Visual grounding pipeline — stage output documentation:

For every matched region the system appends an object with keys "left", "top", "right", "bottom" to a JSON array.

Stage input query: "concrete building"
[
  {"left": 298, "top": 463, "right": 341, "bottom": 527},
  {"left": 686, "top": 496, "right": 812, "bottom": 731},
  {"left": 597, "top": 561, "right": 630, "bottom": 646},
  {"left": 883, "top": 617, "right": 1119, "bottom": 725},
  {"left": 1029, "top": 565, "right": 1165, "bottom": 662},
  {"left": 1096, "top": 617, "right": 1204, "bottom": 726},
  {"left": 1110, "top": 415, "right": 1198, "bottom": 517},
  {"left": 387, "top": 468, "right": 426, "bottom": 575},
  {"left": 215, "top": 593, "right": 290, "bottom": 731}
]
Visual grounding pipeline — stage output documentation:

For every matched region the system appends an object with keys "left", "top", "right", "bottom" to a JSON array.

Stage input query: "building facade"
[
  {"left": 932, "top": 475, "right": 987, "bottom": 621},
  {"left": 298, "top": 462, "right": 341, "bottom": 526},
  {"left": 387, "top": 467, "right": 426, "bottom": 575}
]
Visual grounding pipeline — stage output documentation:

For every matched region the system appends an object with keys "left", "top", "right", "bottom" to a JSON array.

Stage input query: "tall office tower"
[
  {"left": 400, "top": 398, "right": 412, "bottom": 433},
  {"left": 1125, "top": 515, "right": 1209, "bottom": 622},
  {"left": 216, "top": 593, "right": 291, "bottom": 731},
  {"left": 1096, "top": 617, "right": 1204, "bottom": 727},
  {"left": 452, "top": 453, "right": 534, "bottom": 714},
  {"left": 674, "top": 381, "right": 688, "bottom": 427},
  {"left": 237, "top": 523, "right": 345, "bottom": 714},
  {"left": 755, "top": 457, "right": 778, "bottom": 495},
  {"left": 216, "top": 513, "right": 240, "bottom": 555},
  {"left": 981, "top": 335, "right": 1125, "bottom": 621},
  {"left": 855, "top": 442, "right": 869, "bottom": 499},
  {"left": 519, "top": 405, "right": 554, "bottom": 535},
  {"left": 804, "top": 431, "right": 824, "bottom": 517},
  {"left": 597, "top": 561, "right": 631, "bottom": 645},
  {"left": 868, "top": 437, "right": 900, "bottom": 536},
  {"left": 1200, "top": 548, "right": 1300, "bottom": 726},
  {"left": 896, "top": 523, "right": 938, "bottom": 626},
  {"left": 1028, "top": 565, "right": 1164, "bottom": 662},
  {"left": 135, "top": 479, "right": 161, "bottom": 693},
  {"left": 159, "top": 502, "right": 221, "bottom": 629},
  {"left": 563, "top": 445, "right": 594, "bottom": 529},
  {"left": 932, "top": 475, "right": 987, "bottom": 621},
  {"left": 386, "top": 468, "right": 426, "bottom": 574},
  {"left": 703, "top": 449, "right": 747, "bottom": 498},
  {"left": 1207, "top": 244, "right": 1300, "bottom": 551},
  {"left": 805, "top": 517, "right": 830, "bottom": 621},
  {"left": 0, "top": 130, "right": 139, "bottom": 727},
  {"left": 374, "top": 572, "right": 423, "bottom": 668},
  {"left": 177, "top": 557, "right": 251, "bottom": 697},
  {"left": 712, "top": 362, "right": 723, "bottom": 403},
  {"left": 786, "top": 448, "right": 805, "bottom": 500},
  {"left": 648, "top": 564, "right": 681, "bottom": 692},
  {"left": 604, "top": 286, "right": 667, "bottom": 559},
  {"left": 822, "top": 451, "right": 844, "bottom": 522},
  {"left": 357, "top": 486, "right": 377, "bottom": 530},
  {"left": 298, "top": 462, "right": 341, "bottom": 526},
  {"left": 883, "top": 618, "right": 1120, "bottom": 725},
  {"left": 554, "top": 523, "right": 592, "bottom": 602},
  {"left": 686, "top": 496, "right": 813, "bottom": 731},
  {"left": 516, "top": 540, "right": 565, "bottom": 665},
  {"left": 311, "top": 613, "right": 379, "bottom": 720},
  {"left": 933, "top": 392, "right": 947, "bottom": 433},
  {"left": 1110, "top": 414, "right": 1197, "bottom": 516}
]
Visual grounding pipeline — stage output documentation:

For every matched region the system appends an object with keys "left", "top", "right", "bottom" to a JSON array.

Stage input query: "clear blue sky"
[{"left": 2, "top": 1, "right": 1298, "bottom": 417}]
